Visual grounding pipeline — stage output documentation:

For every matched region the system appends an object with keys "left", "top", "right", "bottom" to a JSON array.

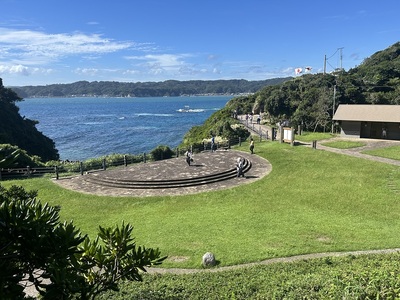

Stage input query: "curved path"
[
  {"left": 312, "top": 137, "right": 400, "bottom": 166},
  {"left": 147, "top": 248, "right": 400, "bottom": 274}
]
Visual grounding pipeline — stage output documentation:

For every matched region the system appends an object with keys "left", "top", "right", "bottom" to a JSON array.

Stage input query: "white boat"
[{"left": 177, "top": 105, "right": 191, "bottom": 112}]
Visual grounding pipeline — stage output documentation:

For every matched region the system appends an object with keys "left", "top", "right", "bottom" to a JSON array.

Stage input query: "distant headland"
[{"left": 9, "top": 78, "right": 291, "bottom": 98}]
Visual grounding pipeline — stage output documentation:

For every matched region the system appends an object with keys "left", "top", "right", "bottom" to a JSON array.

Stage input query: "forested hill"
[
  {"left": 226, "top": 41, "right": 400, "bottom": 132},
  {"left": 180, "top": 41, "right": 400, "bottom": 144},
  {"left": 10, "top": 78, "right": 291, "bottom": 98}
]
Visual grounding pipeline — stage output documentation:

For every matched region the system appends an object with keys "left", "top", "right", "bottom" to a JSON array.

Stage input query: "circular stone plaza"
[{"left": 54, "top": 149, "right": 272, "bottom": 197}]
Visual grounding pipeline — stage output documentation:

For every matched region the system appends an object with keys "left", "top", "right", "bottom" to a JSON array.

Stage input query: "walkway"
[
  {"left": 147, "top": 248, "right": 400, "bottom": 274},
  {"left": 314, "top": 137, "right": 400, "bottom": 166},
  {"left": 54, "top": 149, "right": 272, "bottom": 197}
]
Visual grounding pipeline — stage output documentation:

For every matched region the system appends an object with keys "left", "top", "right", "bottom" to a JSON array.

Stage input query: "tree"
[
  {"left": 0, "top": 184, "right": 166, "bottom": 299},
  {"left": 0, "top": 78, "right": 59, "bottom": 162}
]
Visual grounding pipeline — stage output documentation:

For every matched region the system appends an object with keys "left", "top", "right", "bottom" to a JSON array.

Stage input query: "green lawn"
[
  {"left": 2, "top": 141, "right": 399, "bottom": 269},
  {"left": 321, "top": 140, "right": 366, "bottom": 149},
  {"left": 363, "top": 145, "right": 400, "bottom": 161},
  {"left": 295, "top": 131, "right": 337, "bottom": 142}
]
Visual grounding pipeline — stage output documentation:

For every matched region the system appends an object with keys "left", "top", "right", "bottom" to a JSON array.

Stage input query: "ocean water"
[{"left": 16, "top": 96, "right": 232, "bottom": 161}]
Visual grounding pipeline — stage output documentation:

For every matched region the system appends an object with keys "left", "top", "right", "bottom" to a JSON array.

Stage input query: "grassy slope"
[{"left": 2, "top": 141, "right": 399, "bottom": 269}]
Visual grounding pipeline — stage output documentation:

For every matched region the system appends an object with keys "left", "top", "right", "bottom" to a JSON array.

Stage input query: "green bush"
[
  {"left": 0, "top": 144, "right": 43, "bottom": 167},
  {"left": 0, "top": 184, "right": 166, "bottom": 299},
  {"left": 150, "top": 145, "right": 175, "bottom": 161}
]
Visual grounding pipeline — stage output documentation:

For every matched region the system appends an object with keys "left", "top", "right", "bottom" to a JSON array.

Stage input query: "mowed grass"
[
  {"left": 2, "top": 141, "right": 400, "bottom": 268},
  {"left": 321, "top": 140, "right": 366, "bottom": 149},
  {"left": 363, "top": 145, "right": 400, "bottom": 161},
  {"left": 295, "top": 131, "right": 337, "bottom": 142}
]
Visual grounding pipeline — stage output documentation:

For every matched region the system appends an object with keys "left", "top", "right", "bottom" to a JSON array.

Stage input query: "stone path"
[
  {"left": 147, "top": 248, "right": 400, "bottom": 274},
  {"left": 313, "top": 137, "right": 400, "bottom": 166},
  {"left": 54, "top": 149, "right": 272, "bottom": 197}
]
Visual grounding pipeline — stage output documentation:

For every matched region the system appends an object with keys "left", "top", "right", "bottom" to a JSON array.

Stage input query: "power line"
[{"left": 324, "top": 47, "right": 344, "bottom": 74}]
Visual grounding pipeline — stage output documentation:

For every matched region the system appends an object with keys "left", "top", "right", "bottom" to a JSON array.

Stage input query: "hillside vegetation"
[{"left": 186, "top": 41, "right": 400, "bottom": 141}]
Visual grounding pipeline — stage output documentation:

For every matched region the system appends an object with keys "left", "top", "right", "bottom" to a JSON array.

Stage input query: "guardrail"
[
  {"left": 0, "top": 166, "right": 58, "bottom": 181},
  {"left": 0, "top": 136, "right": 255, "bottom": 181}
]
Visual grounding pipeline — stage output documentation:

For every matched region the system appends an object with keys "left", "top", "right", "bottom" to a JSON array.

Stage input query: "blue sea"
[{"left": 17, "top": 96, "right": 232, "bottom": 161}]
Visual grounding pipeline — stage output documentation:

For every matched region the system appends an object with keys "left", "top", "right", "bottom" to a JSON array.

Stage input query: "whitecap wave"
[
  {"left": 177, "top": 108, "right": 205, "bottom": 113},
  {"left": 135, "top": 113, "right": 174, "bottom": 117}
]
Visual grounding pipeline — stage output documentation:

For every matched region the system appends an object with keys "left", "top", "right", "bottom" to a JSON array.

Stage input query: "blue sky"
[{"left": 0, "top": 0, "right": 399, "bottom": 86}]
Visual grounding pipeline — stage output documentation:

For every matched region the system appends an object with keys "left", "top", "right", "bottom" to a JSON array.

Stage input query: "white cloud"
[
  {"left": 126, "top": 54, "right": 192, "bottom": 69},
  {"left": 0, "top": 27, "right": 135, "bottom": 65},
  {"left": 0, "top": 64, "right": 52, "bottom": 76}
]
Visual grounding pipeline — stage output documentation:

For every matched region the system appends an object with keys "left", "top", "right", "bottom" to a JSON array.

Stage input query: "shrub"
[
  {"left": 0, "top": 184, "right": 166, "bottom": 299},
  {"left": 150, "top": 145, "right": 175, "bottom": 161}
]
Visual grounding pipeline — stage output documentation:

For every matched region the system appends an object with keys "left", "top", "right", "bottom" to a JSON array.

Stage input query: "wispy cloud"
[
  {"left": 126, "top": 54, "right": 192, "bottom": 68},
  {"left": 0, "top": 27, "right": 147, "bottom": 79},
  {"left": 0, "top": 28, "right": 133, "bottom": 61}
]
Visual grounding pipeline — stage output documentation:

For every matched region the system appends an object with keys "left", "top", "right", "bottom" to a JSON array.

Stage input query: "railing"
[
  {"left": 238, "top": 116, "right": 278, "bottom": 141},
  {"left": 0, "top": 130, "right": 268, "bottom": 181},
  {"left": 0, "top": 166, "right": 58, "bottom": 181}
]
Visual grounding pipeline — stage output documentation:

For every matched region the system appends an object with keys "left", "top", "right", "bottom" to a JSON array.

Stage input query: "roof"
[{"left": 333, "top": 104, "right": 400, "bottom": 122}]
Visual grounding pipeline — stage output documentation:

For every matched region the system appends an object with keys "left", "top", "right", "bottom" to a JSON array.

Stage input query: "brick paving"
[{"left": 54, "top": 149, "right": 272, "bottom": 197}]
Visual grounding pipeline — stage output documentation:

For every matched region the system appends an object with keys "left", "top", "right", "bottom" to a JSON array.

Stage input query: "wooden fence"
[{"left": 0, "top": 136, "right": 254, "bottom": 181}]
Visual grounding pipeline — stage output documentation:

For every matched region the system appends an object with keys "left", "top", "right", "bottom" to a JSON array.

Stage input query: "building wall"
[
  {"left": 340, "top": 121, "right": 400, "bottom": 140},
  {"left": 340, "top": 121, "right": 361, "bottom": 137},
  {"left": 386, "top": 122, "right": 400, "bottom": 140}
]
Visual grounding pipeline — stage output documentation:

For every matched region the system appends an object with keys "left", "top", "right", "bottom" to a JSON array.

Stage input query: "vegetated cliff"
[{"left": 0, "top": 79, "right": 59, "bottom": 162}]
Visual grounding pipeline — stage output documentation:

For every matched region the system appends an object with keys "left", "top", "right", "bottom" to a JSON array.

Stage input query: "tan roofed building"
[{"left": 333, "top": 104, "right": 400, "bottom": 140}]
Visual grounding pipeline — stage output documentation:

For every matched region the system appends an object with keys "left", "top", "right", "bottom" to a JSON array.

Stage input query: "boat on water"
[
  {"left": 177, "top": 105, "right": 205, "bottom": 113},
  {"left": 177, "top": 105, "right": 191, "bottom": 112}
]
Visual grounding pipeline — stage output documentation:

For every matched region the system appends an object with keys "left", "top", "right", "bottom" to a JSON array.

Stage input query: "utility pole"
[
  {"left": 338, "top": 47, "right": 344, "bottom": 71},
  {"left": 331, "top": 84, "right": 337, "bottom": 133}
]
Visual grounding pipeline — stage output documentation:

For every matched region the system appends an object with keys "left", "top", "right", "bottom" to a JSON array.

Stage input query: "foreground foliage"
[
  {"left": 0, "top": 184, "right": 166, "bottom": 299},
  {"left": 99, "top": 253, "right": 400, "bottom": 299}
]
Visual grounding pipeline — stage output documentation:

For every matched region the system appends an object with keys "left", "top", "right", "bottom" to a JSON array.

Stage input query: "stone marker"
[{"left": 202, "top": 252, "right": 216, "bottom": 267}]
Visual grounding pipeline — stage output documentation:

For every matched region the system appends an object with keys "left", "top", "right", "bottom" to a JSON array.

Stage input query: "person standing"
[
  {"left": 236, "top": 157, "right": 244, "bottom": 177},
  {"left": 249, "top": 138, "right": 254, "bottom": 154},
  {"left": 211, "top": 135, "right": 215, "bottom": 152},
  {"left": 382, "top": 127, "right": 387, "bottom": 139},
  {"left": 185, "top": 149, "right": 193, "bottom": 166}
]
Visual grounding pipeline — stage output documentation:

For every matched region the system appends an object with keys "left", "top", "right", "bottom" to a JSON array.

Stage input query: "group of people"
[
  {"left": 185, "top": 133, "right": 254, "bottom": 176},
  {"left": 244, "top": 113, "right": 262, "bottom": 125}
]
